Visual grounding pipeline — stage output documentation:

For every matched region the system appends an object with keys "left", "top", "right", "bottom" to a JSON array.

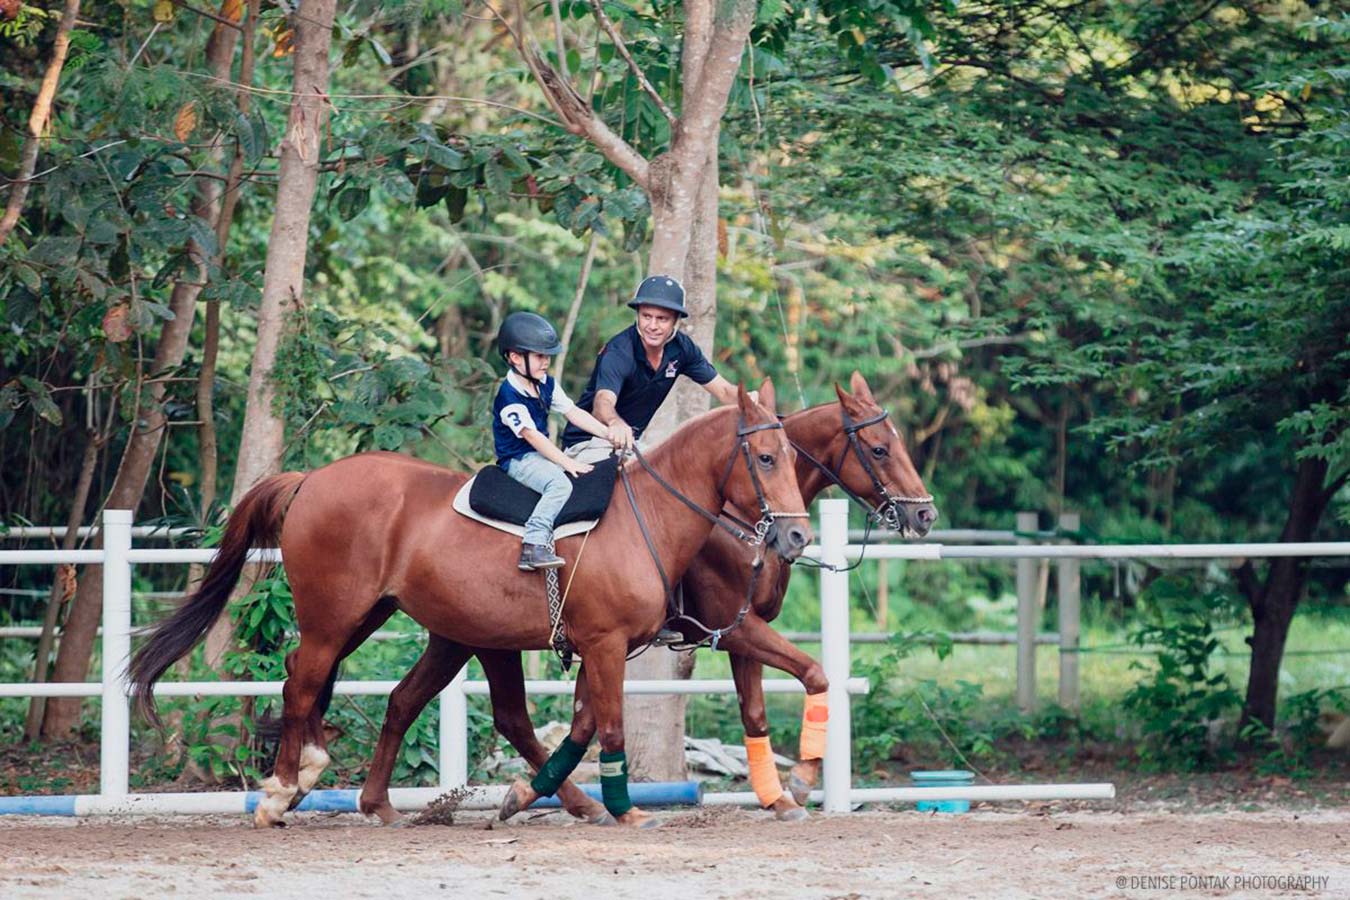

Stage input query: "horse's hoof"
[
  {"left": 776, "top": 805, "right": 809, "bottom": 823},
  {"left": 616, "top": 809, "right": 661, "bottom": 829},
  {"left": 287, "top": 789, "right": 308, "bottom": 812},
  {"left": 787, "top": 773, "right": 813, "bottom": 807},
  {"left": 587, "top": 811, "right": 616, "bottom": 826},
  {"left": 498, "top": 780, "right": 535, "bottom": 821}
]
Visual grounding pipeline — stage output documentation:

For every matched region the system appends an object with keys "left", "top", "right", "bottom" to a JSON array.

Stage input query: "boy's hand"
[{"left": 562, "top": 459, "right": 594, "bottom": 477}]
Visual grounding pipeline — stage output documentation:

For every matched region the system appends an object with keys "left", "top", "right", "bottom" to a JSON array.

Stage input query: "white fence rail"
[{"left": 8, "top": 499, "right": 1345, "bottom": 816}]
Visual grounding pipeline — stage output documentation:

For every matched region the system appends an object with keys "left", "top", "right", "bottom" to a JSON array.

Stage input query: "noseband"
[{"left": 789, "top": 407, "right": 933, "bottom": 531}]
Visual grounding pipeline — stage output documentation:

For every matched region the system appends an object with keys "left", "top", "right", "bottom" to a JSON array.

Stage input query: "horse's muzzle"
[
  {"left": 768, "top": 520, "right": 812, "bottom": 560},
  {"left": 904, "top": 502, "right": 938, "bottom": 538}
]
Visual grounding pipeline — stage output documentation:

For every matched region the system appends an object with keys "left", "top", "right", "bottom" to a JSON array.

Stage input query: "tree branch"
[
  {"left": 484, "top": 0, "right": 649, "bottom": 188},
  {"left": 0, "top": 0, "right": 82, "bottom": 247},
  {"left": 589, "top": 0, "right": 676, "bottom": 126}
]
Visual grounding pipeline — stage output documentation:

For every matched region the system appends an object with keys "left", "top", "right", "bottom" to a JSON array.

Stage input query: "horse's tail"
[{"left": 129, "top": 471, "right": 306, "bottom": 725}]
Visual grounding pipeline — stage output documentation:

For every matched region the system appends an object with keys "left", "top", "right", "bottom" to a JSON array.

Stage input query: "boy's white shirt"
[{"left": 500, "top": 370, "right": 575, "bottom": 438}]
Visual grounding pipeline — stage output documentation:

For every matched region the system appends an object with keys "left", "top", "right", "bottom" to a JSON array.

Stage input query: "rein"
[{"left": 619, "top": 415, "right": 803, "bottom": 653}]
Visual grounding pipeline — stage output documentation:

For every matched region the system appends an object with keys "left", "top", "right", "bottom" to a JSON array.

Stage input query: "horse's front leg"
[
  {"left": 729, "top": 651, "right": 807, "bottom": 821},
  {"left": 478, "top": 649, "right": 611, "bottom": 824},
  {"left": 717, "top": 615, "right": 828, "bottom": 808},
  {"left": 499, "top": 638, "right": 656, "bottom": 827},
  {"left": 498, "top": 664, "right": 599, "bottom": 821}
]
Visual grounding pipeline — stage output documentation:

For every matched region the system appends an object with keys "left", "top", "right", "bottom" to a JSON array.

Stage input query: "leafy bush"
[{"left": 1122, "top": 577, "right": 1242, "bottom": 771}]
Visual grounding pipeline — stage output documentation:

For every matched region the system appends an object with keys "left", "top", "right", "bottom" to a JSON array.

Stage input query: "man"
[
  {"left": 562, "top": 274, "right": 743, "bottom": 645},
  {"left": 561, "top": 275, "right": 743, "bottom": 463}
]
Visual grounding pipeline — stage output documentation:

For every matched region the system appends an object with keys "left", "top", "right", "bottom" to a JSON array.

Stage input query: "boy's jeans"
[{"left": 505, "top": 452, "right": 574, "bottom": 546}]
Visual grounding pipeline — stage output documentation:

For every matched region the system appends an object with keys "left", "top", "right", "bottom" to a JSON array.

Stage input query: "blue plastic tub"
[{"left": 911, "top": 769, "right": 974, "bottom": 813}]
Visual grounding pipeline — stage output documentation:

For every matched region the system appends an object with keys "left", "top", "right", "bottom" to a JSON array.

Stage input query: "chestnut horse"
[
  {"left": 129, "top": 382, "right": 810, "bottom": 828},
  {"left": 353, "top": 372, "right": 936, "bottom": 825}
]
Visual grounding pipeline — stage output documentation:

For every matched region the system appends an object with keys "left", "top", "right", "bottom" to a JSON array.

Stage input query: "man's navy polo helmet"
[{"left": 627, "top": 275, "right": 688, "bottom": 318}]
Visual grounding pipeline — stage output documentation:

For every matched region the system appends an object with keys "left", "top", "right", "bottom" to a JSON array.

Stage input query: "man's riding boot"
[
  {"left": 518, "top": 543, "right": 565, "bottom": 571},
  {"left": 653, "top": 627, "right": 683, "bottom": 646}
]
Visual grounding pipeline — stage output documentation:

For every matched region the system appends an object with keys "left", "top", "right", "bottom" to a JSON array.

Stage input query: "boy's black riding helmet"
[
  {"left": 627, "top": 275, "right": 689, "bottom": 318},
  {"left": 497, "top": 311, "right": 563, "bottom": 359}
]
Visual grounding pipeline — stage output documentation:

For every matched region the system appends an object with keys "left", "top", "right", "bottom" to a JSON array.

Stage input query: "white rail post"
[
  {"left": 819, "top": 499, "right": 852, "bottom": 814},
  {"left": 1057, "top": 512, "right": 1081, "bottom": 712},
  {"left": 1015, "top": 511, "right": 1038, "bottom": 713},
  {"left": 100, "top": 509, "right": 133, "bottom": 798},
  {"left": 440, "top": 667, "right": 468, "bottom": 788}
]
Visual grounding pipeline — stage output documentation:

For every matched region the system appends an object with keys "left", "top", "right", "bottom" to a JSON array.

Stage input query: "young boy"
[{"left": 493, "top": 311, "right": 617, "bottom": 571}]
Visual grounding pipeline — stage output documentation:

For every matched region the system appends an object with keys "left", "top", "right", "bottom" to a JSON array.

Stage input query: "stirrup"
[{"left": 653, "top": 627, "right": 683, "bottom": 646}]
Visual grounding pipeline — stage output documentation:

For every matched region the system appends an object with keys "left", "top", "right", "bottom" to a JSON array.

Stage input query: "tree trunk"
[
  {"left": 226, "top": 0, "right": 337, "bottom": 506},
  {"left": 645, "top": 0, "right": 753, "bottom": 275},
  {"left": 1240, "top": 456, "right": 1334, "bottom": 734},
  {"left": 0, "top": 0, "right": 81, "bottom": 247},
  {"left": 24, "top": 433, "right": 99, "bottom": 739},
  {"left": 40, "top": 1, "right": 248, "bottom": 737},
  {"left": 623, "top": 145, "right": 720, "bottom": 781},
  {"left": 201, "top": 0, "right": 262, "bottom": 667}
]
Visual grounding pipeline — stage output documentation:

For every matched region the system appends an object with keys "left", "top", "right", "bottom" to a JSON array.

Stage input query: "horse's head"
[
  {"left": 827, "top": 371, "right": 938, "bottom": 537},
  {"left": 724, "top": 377, "right": 812, "bottom": 560}
]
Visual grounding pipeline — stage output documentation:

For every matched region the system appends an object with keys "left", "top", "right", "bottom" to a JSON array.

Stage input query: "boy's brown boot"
[{"left": 518, "top": 543, "right": 565, "bottom": 571}]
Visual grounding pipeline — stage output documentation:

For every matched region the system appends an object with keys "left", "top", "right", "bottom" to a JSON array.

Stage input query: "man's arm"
[
  {"left": 592, "top": 390, "right": 634, "bottom": 449},
  {"left": 702, "top": 375, "right": 741, "bottom": 406}
]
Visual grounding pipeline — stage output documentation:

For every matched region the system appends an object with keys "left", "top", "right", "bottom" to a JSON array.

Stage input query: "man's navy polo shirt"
[{"left": 561, "top": 324, "right": 718, "bottom": 448}]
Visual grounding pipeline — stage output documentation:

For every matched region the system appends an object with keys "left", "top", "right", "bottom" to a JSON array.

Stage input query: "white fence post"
[
  {"left": 819, "top": 499, "right": 852, "bottom": 814},
  {"left": 100, "top": 509, "right": 133, "bottom": 798},
  {"left": 1057, "top": 512, "right": 1081, "bottom": 712},
  {"left": 1016, "top": 511, "right": 1038, "bottom": 713},
  {"left": 440, "top": 668, "right": 468, "bottom": 788}
]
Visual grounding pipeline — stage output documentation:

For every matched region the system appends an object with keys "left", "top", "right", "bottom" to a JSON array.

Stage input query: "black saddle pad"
[{"left": 469, "top": 455, "right": 619, "bottom": 527}]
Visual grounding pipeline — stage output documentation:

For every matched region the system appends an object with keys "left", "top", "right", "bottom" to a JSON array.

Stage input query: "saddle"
[{"left": 452, "top": 455, "right": 620, "bottom": 538}]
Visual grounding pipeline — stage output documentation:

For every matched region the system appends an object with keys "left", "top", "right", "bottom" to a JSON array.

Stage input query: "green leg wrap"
[
  {"left": 530, "top": 736, "right": 588, "bottom": 798},
  {"left": 599, "top": 749, "right": 633, "bottom": 818}
]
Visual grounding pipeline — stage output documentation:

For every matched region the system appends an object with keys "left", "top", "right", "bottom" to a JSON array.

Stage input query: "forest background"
[{"left": 1, "top": 0, "right": 1347, "bottom": 791}]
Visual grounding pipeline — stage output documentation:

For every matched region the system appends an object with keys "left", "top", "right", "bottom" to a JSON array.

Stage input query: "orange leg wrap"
[
  {"left": 799, "top": 692, "right": 828, "bottom": 760},
  {"left": 745, "top": 735, "right": 784, "bottom": 808}
]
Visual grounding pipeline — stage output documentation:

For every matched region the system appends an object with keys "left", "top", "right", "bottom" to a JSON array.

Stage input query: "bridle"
[
  {"left": 788, "top": 407, "right": 933, "bottom": 532},
  {"left": 620, "top": 413, "right": 807, "bottom": 652}
]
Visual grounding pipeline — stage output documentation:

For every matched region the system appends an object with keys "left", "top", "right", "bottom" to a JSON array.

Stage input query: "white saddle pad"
[{"left": 451, "top": 473, "right": 600, "bottom": 540}]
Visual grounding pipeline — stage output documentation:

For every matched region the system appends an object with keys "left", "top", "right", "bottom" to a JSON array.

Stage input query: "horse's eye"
[
  {"left": 757, "top": 453, "right": 775, "bottom": 468},
  {"left": 871, "top": 445, "right": 889, "bottom": 459}
]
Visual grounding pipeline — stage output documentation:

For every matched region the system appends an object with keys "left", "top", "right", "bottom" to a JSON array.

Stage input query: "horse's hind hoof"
[
  {"left": 776, "top": 806, "right": 809, "bottom": 823},
  {"left": 787, "top": 773, "right": 812, "bottom": 807},
  {"left": 588, "top": 811, "right": 616, "bottom": 826}
]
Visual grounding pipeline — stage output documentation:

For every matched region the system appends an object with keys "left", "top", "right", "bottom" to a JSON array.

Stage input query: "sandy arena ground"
[{"left": 1, "top": 804, "right": 1347, "bottom": 899}]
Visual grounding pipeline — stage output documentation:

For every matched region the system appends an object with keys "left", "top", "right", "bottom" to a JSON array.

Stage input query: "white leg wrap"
[{"left": 298, "top": 744, "right": 331, "bottom": 794}]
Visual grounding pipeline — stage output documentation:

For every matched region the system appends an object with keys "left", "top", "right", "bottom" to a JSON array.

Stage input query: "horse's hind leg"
[
  {"left": 360, "top": 633, "right": 473, "bottom": 825},
  {"left": 288, "top": 599, "right": 399, "bottom": 811},
  {"left": 478, "top": 649, "right": 610, "bottom": 824},
  {"left": 255, "top": 635, "right": 345, "bottom": 828}
]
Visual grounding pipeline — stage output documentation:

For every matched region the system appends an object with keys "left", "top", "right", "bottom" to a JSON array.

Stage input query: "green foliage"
[{"left": 1122, "top": 577, "right": 1243, "bottom": 771}]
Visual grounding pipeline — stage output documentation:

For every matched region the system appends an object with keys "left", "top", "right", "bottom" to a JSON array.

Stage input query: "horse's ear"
[
  {"left": 849, "top": 370, "right": 876, "bottom": 404},
  {"left": 834, "top": 381, "right": 853, "bottom": 406},
  {"left": 737, "top": 382, "right": 753, "bottom": 414},
  {"left": 757, "top": 377, "right": 777, "bottom": 417}
]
